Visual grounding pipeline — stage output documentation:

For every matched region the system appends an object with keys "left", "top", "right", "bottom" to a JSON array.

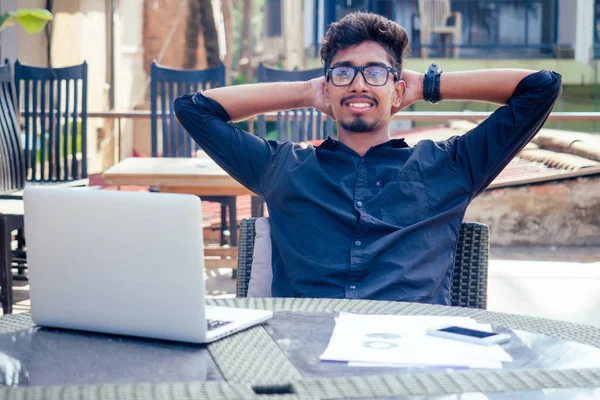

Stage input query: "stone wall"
[
  {"left": 465, "top": 176, "right": 600, "bottom": 246},
  {"left": 134, "top": 0, "right": 208, "bottom": 156},
  {"left": 142, "top": 0, "right": 207, "bottom": 73}
]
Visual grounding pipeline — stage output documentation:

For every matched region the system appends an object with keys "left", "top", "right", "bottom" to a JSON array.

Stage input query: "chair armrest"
[
  {"left": 0, "top": 191, "right": 24, "bottom": 200},
  {"left": 451, "top": 222, "right": 489, "bottom": 309},
  {"left": 448, "top": 11, "right": 462, "bottom": 28},
  {"left": 0, "top": 180, "right": 100, "bottom": 200}
]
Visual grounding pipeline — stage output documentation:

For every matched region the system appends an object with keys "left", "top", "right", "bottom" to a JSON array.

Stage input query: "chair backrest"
[
  {"left": 418, "top": 0, "right": 452, "bottom": 29},
  {"left": 150, "top": 61, "right": 225, "bottom": 158},
  {"left": 0, "top": 60, "right": 25, "bottom": 194},
  {"left": 236, "top": 218, "right": 489, "bottom": 309},
  {"left": 257, "top": 63, "right": 334, "bottom": 142},
  {"left": 14, "top": 59, "right": 88, "bottom": 182}
]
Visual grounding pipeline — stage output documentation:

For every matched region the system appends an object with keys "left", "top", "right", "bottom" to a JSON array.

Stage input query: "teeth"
[{"left": 348, "top": 103, "right": 371, "bottom": 108}]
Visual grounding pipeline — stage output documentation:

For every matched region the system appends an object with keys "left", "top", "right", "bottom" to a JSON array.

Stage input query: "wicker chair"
[{"left": 236, "top": 218, "right": 489, "bottom": 309}]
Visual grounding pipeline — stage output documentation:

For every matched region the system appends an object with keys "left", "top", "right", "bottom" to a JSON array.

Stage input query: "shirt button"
[
  {"left": 357, "top": 201, "right": 363, "bottom": 207},
  {"left": 375, "top": 181, "right": 381, "bottom": 187},
  {"left": 361, "top": 159, "right": 366, "bottom": 164},
  {"left": 355, "top": 241, "right": 361, "bottom": 246},
  {"left": 349, "top": 285, "right": 356, "bottom": 290}
]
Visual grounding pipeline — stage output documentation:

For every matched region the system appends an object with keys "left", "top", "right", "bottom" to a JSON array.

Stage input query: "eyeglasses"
[{"left": 327, "top": 65, "right": 398, "bottom": 87}]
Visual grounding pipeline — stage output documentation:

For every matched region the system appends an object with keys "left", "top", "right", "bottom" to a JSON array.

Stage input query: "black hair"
[{"left": 320, "top": 11, "right": 410, "bottom": 78}]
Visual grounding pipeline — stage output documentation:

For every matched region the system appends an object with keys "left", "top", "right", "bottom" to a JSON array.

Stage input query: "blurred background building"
[
  {"left": 2, "top": 0, "right": 599, "bottom": 163},
  {"left": 1, "top": 0, "right": 599, "bottom": 246}
]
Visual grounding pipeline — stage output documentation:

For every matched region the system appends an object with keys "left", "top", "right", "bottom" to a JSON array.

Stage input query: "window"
[{"left": 335, "top": 0, "right": 369, "bottom": 21}]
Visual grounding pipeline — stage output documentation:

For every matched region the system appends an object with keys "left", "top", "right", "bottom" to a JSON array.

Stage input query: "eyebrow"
[{"left": 331, "top": 61, "right": 391, "bottom": 68}]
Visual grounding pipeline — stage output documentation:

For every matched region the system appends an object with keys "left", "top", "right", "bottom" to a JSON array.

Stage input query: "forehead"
[{"left": 330, "top": 41, "right": 393, "bottom": 67}]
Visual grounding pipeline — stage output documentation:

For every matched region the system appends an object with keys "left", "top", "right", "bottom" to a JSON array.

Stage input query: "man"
[{"left": 175, "top": 12, "right": 562, "bottom": 305}]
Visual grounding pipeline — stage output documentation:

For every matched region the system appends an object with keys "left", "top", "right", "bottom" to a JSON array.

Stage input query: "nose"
[{"left": 349, "top": 70, "right": 369, "bottom": 93}]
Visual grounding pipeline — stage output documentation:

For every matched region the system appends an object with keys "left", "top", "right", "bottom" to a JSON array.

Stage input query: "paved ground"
[
  {"left": 488, "top": 245, "right": 600, "bottom": 328},
  {"left": 9, "top": 245, "right": 600, "bottom": 328}
]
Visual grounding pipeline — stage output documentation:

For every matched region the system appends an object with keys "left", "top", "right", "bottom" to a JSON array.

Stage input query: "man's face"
[{"left": 323, "top": 41, "right": 404, "bottom": 134}]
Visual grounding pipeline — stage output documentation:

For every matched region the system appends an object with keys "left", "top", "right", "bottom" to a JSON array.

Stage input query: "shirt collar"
[
  {"left": 318, "top": 136, "right": 409, "bottom": 151},
  {"left": 317, "top": 137, "right": 341, "bottom": 150}
]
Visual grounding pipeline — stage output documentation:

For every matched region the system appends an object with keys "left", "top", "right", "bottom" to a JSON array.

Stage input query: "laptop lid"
[{"left": 23, "top": 187, "right": 208, "bottom": 343}]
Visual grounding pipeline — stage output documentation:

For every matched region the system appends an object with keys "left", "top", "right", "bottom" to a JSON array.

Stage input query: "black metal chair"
[
  {"left": 235, "top": 217, "right": 490, "bottom": 309},
  {"left": 0, "top": 60, "right": 26, "bottom": 315},
  {"left": 257, "top": 63, "right": 335, "bottom": 142},
  {"left": 14, "top": 59, "right": 89, "bottom": 185},
  {"left": 150, "top": 61, "right": 226, "bottom": 157},
  {"left": 149, "top": 61, "right": 237, "bottom": 247},
  {"left": 1, "top": 60, "right": 92, "bottom": 314},
  {"left": 252, "top": 64, "right": 337, "bottom": 217},
  {"left": 0, "top": 61, "right": 25, "bottom": 198}
]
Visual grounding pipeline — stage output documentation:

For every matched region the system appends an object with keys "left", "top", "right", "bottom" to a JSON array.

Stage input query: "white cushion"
[{"left": 247, "top": 217, "right": 273, "bottom": 297}]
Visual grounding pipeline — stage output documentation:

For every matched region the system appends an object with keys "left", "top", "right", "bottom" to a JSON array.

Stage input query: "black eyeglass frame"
[{"left": 326, "top": 65, "right": 399, "bottom": 87}]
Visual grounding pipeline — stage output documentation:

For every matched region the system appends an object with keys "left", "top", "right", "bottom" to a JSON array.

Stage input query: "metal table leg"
[{"left": 0, "top": 216, "right": 16, "bottom": 315}]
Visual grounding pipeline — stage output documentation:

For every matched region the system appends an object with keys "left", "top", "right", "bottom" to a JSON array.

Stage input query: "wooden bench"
[{"left": 204, "top": 245, "right": 238, "bottom": 269}]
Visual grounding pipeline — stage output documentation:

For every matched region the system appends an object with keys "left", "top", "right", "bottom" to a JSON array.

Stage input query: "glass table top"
[
  {"left": 1, "top": 310, "right": 599, "bottom": 390},
  {"left": 0, "top": 326, "right": 222, "bottom": 386},
  {"left": 265, "top": 312, "right": 600, "bottom": 378}
]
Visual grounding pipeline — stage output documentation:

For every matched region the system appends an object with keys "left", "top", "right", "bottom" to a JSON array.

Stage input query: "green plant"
[
  {"left": 32, "top": 120, "right": 83, "bottom": 163},
  {"left": 231, "top": 71, "right": 253, "bottom": 85},
  {"left": 0, "top": 8, "right": 53, "bottom": 33}
]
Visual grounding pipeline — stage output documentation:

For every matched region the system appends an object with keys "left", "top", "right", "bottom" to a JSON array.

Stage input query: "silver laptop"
[{"left": 23, "top": 187, "right": 272, "bottom": 344}]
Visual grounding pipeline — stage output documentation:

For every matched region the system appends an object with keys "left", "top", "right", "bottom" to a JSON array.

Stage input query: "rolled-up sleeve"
[
  {"left": 174, "top": 92, "right": 279, "bottom": 198},
  {"left": 448, "top": 70, "right": 562, "bottom": 197}
]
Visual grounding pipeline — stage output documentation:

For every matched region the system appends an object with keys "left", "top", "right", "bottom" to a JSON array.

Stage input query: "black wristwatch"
[{"left": 423, "top": 63, "right": 442, "bottom": 104}]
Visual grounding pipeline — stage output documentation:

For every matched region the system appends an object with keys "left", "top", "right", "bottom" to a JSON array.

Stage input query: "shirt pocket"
[{"left": 378, "top": 170, "right": 431, "bottom": 227}]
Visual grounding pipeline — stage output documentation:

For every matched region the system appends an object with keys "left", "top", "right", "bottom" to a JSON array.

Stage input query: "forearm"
[
  {"left": 438, "top": 69, "right": 538, "bottom": 105},
  {"left": 446, "top": 70, "right": 562, "bottom": 196},
  {"left": 201, "top": 81, "right": 312, "bottom": 122}
]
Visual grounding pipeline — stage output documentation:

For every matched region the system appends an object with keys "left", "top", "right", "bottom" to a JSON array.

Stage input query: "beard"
[{"left": 339, "top": 116, "right": 378, "bottom": 133}]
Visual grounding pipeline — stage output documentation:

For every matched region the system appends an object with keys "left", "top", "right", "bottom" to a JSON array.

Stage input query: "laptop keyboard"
[{"left": 207, "top": 319, "right": 233, "bottom": 331}]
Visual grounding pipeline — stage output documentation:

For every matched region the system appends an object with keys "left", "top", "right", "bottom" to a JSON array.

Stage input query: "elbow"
[
  {"left": 552, "top": 73, "right": 563, "bottom": 103},
  {"left": 546, "top": 70, "right": 562, "bottom": 101},
  {"left": 173, "top": 94, "right": 189, "bottom": 119},
  {"left": 541, "top": 70, "right": 563, "bottom": 105},
  {"left": 512, "top": 70, "right": 563, "bottom": 109},
  {"left": 174, "top": 93, "right": 200, "bottom": 124}
]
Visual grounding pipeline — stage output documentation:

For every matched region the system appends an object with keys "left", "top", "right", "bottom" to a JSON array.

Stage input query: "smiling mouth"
[
  {"left": 347, "top": 102, "right": 372, "bottom": 108},
  {"left": 345, "top": 102, "right": 375, "bottom": 113},
  {"left": 341, "top": 96, "right": 378, "bottom": 113}
]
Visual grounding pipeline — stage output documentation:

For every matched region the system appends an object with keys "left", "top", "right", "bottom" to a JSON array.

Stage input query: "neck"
[{"left": 337, "top": 125, "right": 391, "bottom": 156}]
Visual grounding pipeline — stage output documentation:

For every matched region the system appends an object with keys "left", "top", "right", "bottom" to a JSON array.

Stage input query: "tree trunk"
[
  {"left": 239, "top": 0, "right": 253, "bottom": 81},
  {"left": 45, "top": 0, "right": 53, "bottom": 67},
  {"left": 184, "top": 0, "right": 201, "bottom": 69},
  {"left": 198, "top": 0, "right": 221, "bottom": 68},
  {"left": 221, "top": 0, "right": 234, "bottom": 84}
]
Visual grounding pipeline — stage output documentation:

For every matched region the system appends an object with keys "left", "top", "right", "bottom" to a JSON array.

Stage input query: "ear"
[
  {"left": 392, "top": 79, "right": 406, "bottom": 108},
  {"left": 322, "top": 79, "right": 331, "bottom": 108}
]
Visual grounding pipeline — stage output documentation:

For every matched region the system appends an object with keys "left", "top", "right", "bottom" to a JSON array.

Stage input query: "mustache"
[{"left": 340, "top": 95, "right": 378, "bottom": 107}]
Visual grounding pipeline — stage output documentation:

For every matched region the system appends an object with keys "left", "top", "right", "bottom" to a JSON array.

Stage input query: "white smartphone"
[{"left": 426, "top": 326, "right": 511, "bottom": 346}]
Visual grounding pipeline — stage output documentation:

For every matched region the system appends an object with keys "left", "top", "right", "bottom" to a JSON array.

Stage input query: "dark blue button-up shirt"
[{"left": 175, "top": 70, "right": 562, "bottom": 305}]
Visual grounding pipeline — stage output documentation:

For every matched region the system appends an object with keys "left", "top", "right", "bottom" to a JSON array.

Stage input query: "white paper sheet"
[
  {"left": 319, "top": 313, "right": 512, "bottom": 369},
  {"left": 347, "top": 361, "right": 503, "bottom": 369}
]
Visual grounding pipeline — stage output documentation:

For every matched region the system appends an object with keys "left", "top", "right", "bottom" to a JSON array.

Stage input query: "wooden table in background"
[
  {"left": 102, "top": 155, "right": 254, "bottom": 197},
  {"left": 103, "top": 155, "right": 261, "bottom": 269}
]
